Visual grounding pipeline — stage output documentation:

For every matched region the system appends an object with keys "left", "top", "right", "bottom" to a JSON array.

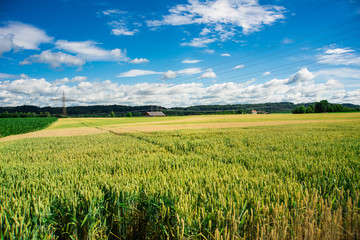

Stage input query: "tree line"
[
  {"left": 1, "top": 101, "right": 359, "bottom": 117},
  {"left": 292, "top": 100, "right": 360, "bottom": 114},
  {"left": 0, "top": 111, "right": 52, "bottom": 118}
]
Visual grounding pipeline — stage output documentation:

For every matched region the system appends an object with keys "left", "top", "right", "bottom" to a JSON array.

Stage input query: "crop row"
[{"left": 0, "top": 117, "right": 57, "bottom": 137}]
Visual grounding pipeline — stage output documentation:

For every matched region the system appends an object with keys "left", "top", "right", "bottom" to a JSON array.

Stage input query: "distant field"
[
  {"left": 47, "top": 112, "right": 360, "bottom": 130},
  {"left": 0, "top": 113, "right": 359, "bottom": 239},
  {"left": 1, "top": 112, "right": 358, "bottom": 142},
  {"left": 0, "top": 117, "right": 57, "bottom": 137}
]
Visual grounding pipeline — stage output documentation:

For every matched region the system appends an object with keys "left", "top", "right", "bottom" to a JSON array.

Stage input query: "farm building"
[
  {"left": 144, "top": 111, "right": 166, "bottom": 117},
  {"left": 251, "top": 110, "right": 257, "bottom": 114}
]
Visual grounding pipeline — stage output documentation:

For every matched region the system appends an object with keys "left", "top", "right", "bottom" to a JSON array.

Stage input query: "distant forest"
[{"left": 1, "top": 101, "right": 359, "bottom": 117}]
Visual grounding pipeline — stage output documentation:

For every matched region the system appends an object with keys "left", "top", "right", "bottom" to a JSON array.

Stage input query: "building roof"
[{"left": 144, "top": 111, "right": 166, "bottom": 116}]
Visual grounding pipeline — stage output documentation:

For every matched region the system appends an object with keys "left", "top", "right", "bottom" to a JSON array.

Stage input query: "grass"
[
  {"left": 0, "top": 117, "right": 57, "bottom": 137},
  {"left": 0, "top": 114, "right": 359, "bottom": 239}
]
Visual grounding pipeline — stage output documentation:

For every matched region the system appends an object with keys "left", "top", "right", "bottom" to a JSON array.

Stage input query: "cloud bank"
[{"left": 2, "top": 68, "right": 357, "bottom": 107}]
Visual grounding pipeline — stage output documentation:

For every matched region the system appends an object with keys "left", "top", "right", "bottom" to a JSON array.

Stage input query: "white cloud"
[
  {"left": 104, "top": 11, "right": 140, "bottom": 37},
  {"left": 324, "top": 48, "right": 353, "bottom": 54},
  {"left": 1, "top": 68, "right": 360, "bottom": 107},
  {"left": 71, "top": 76, "right": 87, "bottom": 82},
  {"left": 109, "top": 21, "right": 138, "bottom": 36},
  {"left": 2, "top": 78, "right": 53, "bottom": 95},
  {"left": 0, "top": 73, "right": 28, "bottom": 80},
  {"left": 0, "top": 33, "right": 14, "bottom": 55},
  {"left": 178, "top": 68, "right": 202, "bottom": 75},
  {"left": 203, "top": 49, "right": 215, "bottom": 54},
  {"left": 199, "top": 69, "right": 216, "bottom": 79},
  {"left": 112, "top": 27, "right": 138, "bottom": 36},
  {"left": 102, "top": 9, "right": 127, "bottom": 16},
  {"left": 55, "top": 40, "right": 128, "bottom": 62},
  {"left": 53, "top": 76, "right": 87, "bottom": 85},
  {"left": 162, "top": 68, "right": 202, "bottom": 79},
  {"left": 318, "top": 47, "right": 360, "bottom": 66},
  {"left": 221, "top": 53, "right": 231, "bottom": 57},
  {"left": 0, "top": 21, "right": 52, "bottom": 51},
  {"left": 287, "top": 68, "right": 314, "bottom": 84},
  {"left": 281, "top": 38, "right": 293, "bottom": 44},
  {"left": 200, "top": 28, "right": 211, "bottom": 36},
  {"left": 182, "top": 59, "right": 202, "bottom": 64},
  {"left": 315, "top": 68, "right": 360, "bottom": 80},
  {"left": 181, "top": 37, "right": 216, "bottom": 48},
  {"left": 262, "top": 71, "right": 271, "bottom": 76},
  {"left": 117, "top": 69, "right": 161, "bottom": 77},
  {"left": 147, "top": 0, "right": 285, "bottom": 38},
  {"left": 130, "top": 58, "right": 149, "bottom": 64},
  {"left": 162, "top": 70, "right": 178, "bottom": 79},
  {"left": 20, "top": 50, "right": 85, "bottom": 68},
  {"left": 234, "top": 64, "right": 244, "bottom": 69}
]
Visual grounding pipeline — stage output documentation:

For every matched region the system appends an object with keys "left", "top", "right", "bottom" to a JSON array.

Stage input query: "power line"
[
  {"left": 168, "top": 27, "right": 360, "bottom": 85},
  {"left": 159, "top": 17, "right": 360, "bottom": 85},
  {"left": 149, "top": 0, "right": 340, "bottom": 77}
]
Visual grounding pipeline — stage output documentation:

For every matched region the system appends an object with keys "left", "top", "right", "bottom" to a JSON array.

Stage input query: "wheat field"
[{"left": 0, "top": 113, "right": 359, "bottom": 239}]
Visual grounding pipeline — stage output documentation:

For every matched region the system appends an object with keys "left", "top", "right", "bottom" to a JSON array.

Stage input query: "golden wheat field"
[{"left": 1, "top": 113, "right": 360, "bottom": 239}]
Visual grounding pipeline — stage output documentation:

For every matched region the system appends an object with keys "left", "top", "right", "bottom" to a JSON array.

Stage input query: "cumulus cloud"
[
  {"left": 287, "top": 68, "right": 314, "bottom": 84},
  {"left": 181, "top": 37, "right": 216, "bottom": 48},
  {"left": 2, "top": 78, "right": 53, "bottom": 95},
  {"left": 55, "top": 40, "right": 129, "bottom": 62},
  {"left": 318, "top": 47, "right": 360, "bottom": 66},
  {"left": 182, "top": 59, "right": 202, "bottom": 64},
  {"left": 162, "top": 70, "right": 178, "bottom": 79},
  {"left": 221, "top": 53, "right": 231, "bottom": 57},
  {"left": 262, "top": 71, "right": 271, "bottom": 76},
  {"left": 147, "top": 0, "right": 285, "bottom": 41},
  {"left": 1, "top": 68, "right": 360, "bottom": 107},
  {"left": 199, "top": 69, "right": 216, "bottom": 79},
  {"left": 0, "top": 33, "right": 14, "bottom": 55},
  {"left": 0, "top": 21, "right": 52, "bottom": 52},
  {"left": 130, "top": 58, "right": 149, "bottom": 64},
  {"left": 20, "top": 50, "right": 85, "bottom": 68},
  {"left": 117, "top": 69, "right": 162, "bottom": 77},
  {"left": 53, "top": 76, "right": 87, "bottom": 85}
]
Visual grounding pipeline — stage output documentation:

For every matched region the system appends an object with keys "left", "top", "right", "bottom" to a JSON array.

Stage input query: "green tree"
[
  {"left": 110, "top": 111, "right": 115, "bottom": 117},
  {"left": 306, "top": 105, "right": 315, "bottom": 113},
  {"left": 126, "top": 112, "right": 133, "bottom": 117},
  {"left": 315, "top": 100, "right": 329, "bottom": 113},
  {"left": 292, "top": 106, "right": 306, "bottom": 114},
  {"left": 334, "top": 104, "right": 344, "bottom": 112}
]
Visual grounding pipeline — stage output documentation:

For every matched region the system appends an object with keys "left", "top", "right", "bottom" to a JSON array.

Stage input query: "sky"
[{"left": 0, "top": 0, "right": 360, "bottom": 107}]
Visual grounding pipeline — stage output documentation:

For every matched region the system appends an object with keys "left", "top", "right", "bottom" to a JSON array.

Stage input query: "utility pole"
[{"left": 52, "top": 91, "right": 75, "bottom": 116}]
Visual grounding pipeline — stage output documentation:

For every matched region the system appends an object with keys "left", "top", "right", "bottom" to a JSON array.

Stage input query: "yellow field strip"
[{"left": 1, "top": 118, "right": 358, "bottom": 142}]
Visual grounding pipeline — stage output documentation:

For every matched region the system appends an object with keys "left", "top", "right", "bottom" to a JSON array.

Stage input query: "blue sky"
[{"left": 0, "top": 0, "right": 359, "bottom": 107}]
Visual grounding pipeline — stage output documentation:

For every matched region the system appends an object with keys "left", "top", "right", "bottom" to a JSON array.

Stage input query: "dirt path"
[{"left": 1, "top": 118, "right": 357, "bottom": 142}]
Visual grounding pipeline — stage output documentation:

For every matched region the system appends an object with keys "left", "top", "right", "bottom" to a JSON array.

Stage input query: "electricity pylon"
[{"left": 51, "top": 91, "right": 75, "bottom": 116}]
